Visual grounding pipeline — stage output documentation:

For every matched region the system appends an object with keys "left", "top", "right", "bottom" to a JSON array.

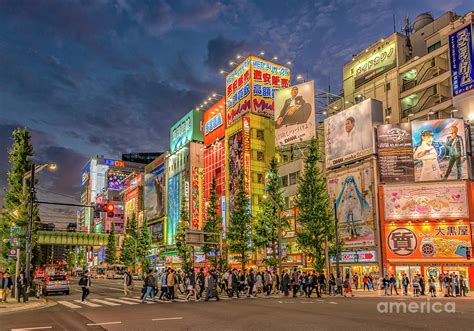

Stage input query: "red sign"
[
  {"left": 242, "top": 116, "right": 251, "bottom": 198},
  {"left": 204, "top": 98, "right": 226, "bottom": 146}
]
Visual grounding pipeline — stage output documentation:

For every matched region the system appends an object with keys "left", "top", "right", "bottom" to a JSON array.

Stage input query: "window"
[
  {"left": 385, "top": 83, "right": 391, "bottom": 91},
  {"left": 280, "top": 175, "right": 289, "bottom": 187},
  {"left": 256, "top": 151, "right": 265, "bottom": 161},
  {"left": 427, "top": 41, "right": 441, "bottom": 53},
  {"left": 289, "top": 171, "right": 299, "bottom": 185},
  {"left": 282, "top": 154, "right": 289, "bottom": 163},
  {"left": 257, "top": 173, "right": 264, "bottom": 184},
  {"left": 256, "top": 129, "right": 264, "bottom": 140}
]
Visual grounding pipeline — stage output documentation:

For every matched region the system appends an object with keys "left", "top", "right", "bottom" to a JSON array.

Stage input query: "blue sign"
[
  {"left": 167, "top": 174, "right": 181, "bottom": 245},
  {"left": 449, "top": 25, "right": 474, "bottom": 97},
  {"left": 205, "top": 112, "right": 224, "bottom": 135}
]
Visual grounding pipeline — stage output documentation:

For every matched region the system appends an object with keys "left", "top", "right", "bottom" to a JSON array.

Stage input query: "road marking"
[
  {"left": 57, "top": 301, "right": 82, "bottom": 309},
  {"left": 86, "top": 322, "right": 122, "bottom": 326},
  {"left": 12, "top": 327, "right": 52, "bottom": 331},
  {"left": 316, "top": 299, "right": 324, "bottom": 302},
  {"left": 329, "top": 301, "right": 338, "bottom": 304},
  {"left": 74, "top": 300, "right": 102, "bottom": 307},
  {"left": 152, "top": 317, "right": 183, "bottom": 321},
  {"left": 89, "top": 299, "right": 120, "bottom": 306},
  {"left": 105, "top": 298, "right": 139, "bottom": 305},
  {"left": 119, "top": 297, "right": 143, "bottom": 303}
]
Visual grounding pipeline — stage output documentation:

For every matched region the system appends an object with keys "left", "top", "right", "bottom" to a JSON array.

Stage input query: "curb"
[{"left": 0, "top": 298, "right": 57, "bottom": 315}]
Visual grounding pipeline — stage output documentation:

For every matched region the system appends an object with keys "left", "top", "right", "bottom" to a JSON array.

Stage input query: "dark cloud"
[{"left": 206, "top": 36, "right": 250, "bottom": 70}]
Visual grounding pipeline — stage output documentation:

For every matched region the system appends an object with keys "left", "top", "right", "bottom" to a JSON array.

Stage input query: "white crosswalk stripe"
[
  {"left": 105, "top": 297, "right": 139, "bottom": 305},
  {"left": 120, "top": 297, "right": 143, "bottom": 303},
  {"left": 89, "top": 299, "right": 121, "bottom": 306},
  {"left": 74, "top": 300, "right": 102, "bottom": 307},
  {"left": 58, "top": 300, "right": 82, "bottom": 309}
]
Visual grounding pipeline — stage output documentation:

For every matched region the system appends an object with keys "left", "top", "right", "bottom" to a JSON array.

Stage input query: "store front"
[{"left": 330, "top": 250, "right": 379, "bottom": 287}]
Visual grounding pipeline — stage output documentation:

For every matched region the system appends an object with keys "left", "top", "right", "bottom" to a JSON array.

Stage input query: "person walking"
[
  {"left": 17, "top": 271, "right": 28, "bottom": 303},
  {"left": 246, "top": 269, "right": 256, "bottom": 298},
  {"left": 255, "top": 271, "right": 263, "bottom": 296},
  {"left": 362, "top": 274, "right": 369, "bottom": 291},
  {"left": 142, "top": 271, "right": 157, "bottom": 303},
  {"left": 412, "top": 275, "right": 420, "bottom": 297},
  {"left": 402, "top": 273, "right": 410, "bottom": 295},
  {"left": 335, "top": 273, "right": 343, "bottom": 296},
  {"left": 282, "top": 269, "right": 290, "bottom": 296},
  {"left": 159, "top": 269, "right": 169, "bottom": 301},
  {"left": 272, "top": 271, "right": 279, "bottom": 294},
  {"left": 389, "top": 274, "right": 398, "bottom": 295},
  {"left": 205, "top": 269, "right": 220, "bottom": 301},
  {"left": 459, "top": 275, "right": 467, "bottom": 297},
  {"left": 123, "top": 271, "right": 133, "bottom": 297},
  {"left": 229, "top": 269, "right": 240, "bottom": 298},
  {"left": 428, "top": 277, "right": 436, "bottom": 297},
  {"left": 0, "top": 272, "right": 4, "bottom": 303},
  {"left": 79, "top": 271, "right": 91, "bottom": 303},
  {"left": 167, "top": 269, "right": 176, "bottom": 301},
  {"left": 318, "top": 271, "right": 326, "bottom": 294},
  {"left": 291, "top": 269, "right": 300, "bottom": 298},
  {"left": 382, "top": 274, "right": 390, "bottom": 296},
  {"left": 352, "top": 273, "right": 359, "bottom": 290},
  {"left": 419, "top": 274, "right": 426, "bottom": 296},
  {"left": 343, "top": 275, "right": 354, "bottom": 297},
  {"left": 264, "top": 270, "right": 272, "bottom": 295},
  {"left": 185, "top": 270, "right": 198, "bottom": 302},
  {"left": 2, "top": 272, "right": 13, "bottom": 303},
  {"left": 197, "top": 268, "right": 205, "bottom": 299}
]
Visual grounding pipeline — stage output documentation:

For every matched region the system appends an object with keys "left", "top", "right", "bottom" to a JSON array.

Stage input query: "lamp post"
[{"left": 23, "top": 162, "right": 56, "bottom": 300}]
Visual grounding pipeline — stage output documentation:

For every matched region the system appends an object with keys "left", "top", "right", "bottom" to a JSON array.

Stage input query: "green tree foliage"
[
  {"left": 137, "top": 224, "right": 152, "bottom": 273},
  {"left": 0, "top": 128, "right": 40, "bottom": 273},
  {"left": 77, "top": 248, "right": 87, "bottom": 271},
  {"left": 252, "top": 157, "right": 286, "bottom": 268},
  {"left": 105, "top": 224, "right": 117, "bottom": 265},
  {"left": 227, "top": 172, "right": 251, "bottom": 270},
  {"left": 203, "top": 178, "right": 223, "bottom": 269},
  {"left": 296, "top": 139, "right": 335, "bottom": 271},
  {"left": 66, "top": 249, "right": 76, "bottom": 271},
  {"left": 175, "top": 197, "right": 192, "bottom": 272},
  {"left": 120, "top": 215, "right": 138, "bottom": 269}
]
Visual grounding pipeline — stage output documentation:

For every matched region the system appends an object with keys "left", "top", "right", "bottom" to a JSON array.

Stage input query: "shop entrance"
[{"left": 395, "top": 266, "right": 421, "bottom": 288}]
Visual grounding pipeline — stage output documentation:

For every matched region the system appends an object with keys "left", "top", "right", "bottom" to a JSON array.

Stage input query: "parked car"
[{"left": 43, "top": 275, "right": 70, "bottom": 296}]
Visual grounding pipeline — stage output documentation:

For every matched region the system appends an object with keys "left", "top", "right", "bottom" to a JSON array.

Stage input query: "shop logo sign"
[
  {"left": 387, "top": 227, "right": 417, "bottom": 256},
  {"left": 205, "top": 112, "right": 223, "bottom": 135}
]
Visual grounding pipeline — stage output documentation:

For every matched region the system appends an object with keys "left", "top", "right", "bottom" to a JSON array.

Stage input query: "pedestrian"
[
  {"left": 429, "top": 277, "right": 436, "bottom": 297},
  {"left": 282, "top": 269, "right": 290, "bottom": 296},
  {"left": 352, "top": 273, "right": 359, "bottom": 290},
  {"left": 389, "top": 274, "right": 398, "bottom": 295},
  {"left": 167, "top": 269, "right": 176, "bottom": 301},
  {"left": 123, "top": 271, "right": 133, "bottom": 297},
  {"left": 309, "top": 271, "right": 321, "bottom": 298},
  {"left": 402, "top": 273, "right": 410, "bottom": 295},
  {"left": 419, "top": 274, "right": 425, "bottom": 296},
  {"left": 255, "top": 271, "right": 263, "bottom": 295},
  {"left": 362, "top": 274, "right": 369, "bottom": 291},
  {"left": 159, "top": 269, "right": 169, "bottom": 300},
  {"left": 197, "top": 268, "right": 205, "bottom": 299},
  {"left": 318, "top": 271, "right": 326, "bottom": 294},
  {"left": 382, "top": 274, "right": 390, "bottom": 296},
  {"left": 142, "top": 270, "right": 157, "bottom": 303},
  {"left": 2, "top": 271, "right": 13, "bottom": 303},
  {"left": 335, "top": 273, "right": 343, "bottom": 296},
  {"left": 272, "top": 271, "right": 279, "bottom": 294},
  {"left": 0, "top": 272, "right": 4, "bottom": 303},
  {"left": 229, "top": 269, "right": 240, "bottom": 298},
  {"left": 343, "top": 275, "right": 354, "bottom": 297},
  {"left": 264, "top": 270, "right": 272, "bottom": 295},
  {"left": 412, "top": 275, "right": 420, "bottom": 297},
  {"left": 78, "top": 271, "right": 91, "bottom": 303},
  {"left": 459, "top": 275, "right": 467, "bottom": 297},
  {"left": 246, "top": 269, "right": 256, "bottom": 298},
  {"left": 17, "top": 271, "right": 28, "bottom": 303},
  {"left": 204, "top": 269, "right": 220, "bottom": 301},
  {"left": 185, "top": 270, "right": 198, "bottom": 302},
  {"left": 291, "top": 269, "right": 300, "bottom": 298}
]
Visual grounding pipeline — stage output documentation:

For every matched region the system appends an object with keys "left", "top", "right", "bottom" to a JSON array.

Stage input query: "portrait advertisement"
[
  {"left": 274, "top": 81, "right": 316, "bottom": 146},
  {"left": 324, "top": 98, "right": 383, "bottom": 168},
  {"left": 412, "top": 119, "right": 468, "bottom": 182},
  {"left": 144, "top": 162, "right": 165, "bottom": 220},
  {"left": 327, "top": 161, "right": 375, "bottom": 248}
]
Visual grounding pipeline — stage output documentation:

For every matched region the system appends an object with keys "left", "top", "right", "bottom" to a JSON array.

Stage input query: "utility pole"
[
  {"left": 334, "top": 201, "right": 340, "bottom": 276},
  {"left": 25, "top": 163, "right": 35, "bottom": 300}
]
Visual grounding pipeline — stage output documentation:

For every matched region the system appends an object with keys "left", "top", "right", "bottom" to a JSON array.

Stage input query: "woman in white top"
[{"left": 414, "top": 130, "right": 442, "bottom": 181}]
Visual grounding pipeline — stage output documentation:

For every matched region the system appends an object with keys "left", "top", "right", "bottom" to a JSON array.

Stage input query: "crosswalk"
[{"left": 57, "top": 294, "right": 284, "bottom": 309}]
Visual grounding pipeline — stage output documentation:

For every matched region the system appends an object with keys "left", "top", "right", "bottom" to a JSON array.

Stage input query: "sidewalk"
[
  {"left": 347, "top": 288, "right": 473, "bottom": 299},
  {"left": 0, "top": 297, "right": 55, "bottom": 315}
]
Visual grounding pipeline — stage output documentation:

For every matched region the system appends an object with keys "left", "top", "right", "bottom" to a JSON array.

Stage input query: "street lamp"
[
  {"left": 262, "top": 194, "right": 283, "bottom": 281},
  {"left": 23, "top": 162, "right": 57, "bottom": 300}
]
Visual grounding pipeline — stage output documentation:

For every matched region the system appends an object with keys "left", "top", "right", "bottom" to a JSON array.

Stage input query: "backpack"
[{"left": 78, "top": 277, "right": 86, "bottom": 286}]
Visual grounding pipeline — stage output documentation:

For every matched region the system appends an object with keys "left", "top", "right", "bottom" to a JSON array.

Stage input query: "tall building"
[{"left": 122, "top": 152, "right": 163, "bottom": 165}]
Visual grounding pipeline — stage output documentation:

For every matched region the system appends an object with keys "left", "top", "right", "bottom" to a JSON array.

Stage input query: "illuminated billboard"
[
  {"left": 107, "top": 171, "right": 127, "bottom": 190},
  {"left": 228, "top": 130, "right": 243, "bottom": 211},
  {"left": 170, "top": 110, "right": 204, "bottom": 153},
  {"left": 449, "top": 24, "right": 474, "bottom": 97},
  {"left": 144, "top": 162, "right": 165, "bottom": 221},
  {"left": 412, "top": 119, "right": 468, "bottom": 181},
  {"left": 167, "top": 173, "right": 181, "bottom": 245},
  {"left": 274, "top": 81, "right": 316, "bottom": 146},
  {"left": 226, "top": 55, "right": 290, "bottom": 126},
  {"left": 204, "top": 98, "right": 226, "bottom": 146},
  {"left": 325, "top": 98, "right": 383, "bottom": 168}
]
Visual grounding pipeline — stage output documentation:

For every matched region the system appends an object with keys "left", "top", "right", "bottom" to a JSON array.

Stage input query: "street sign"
[
  {"left": 8, "top": 249, "right": 17, "bottom": 258},
  {"left": 10, "top": 226, "right": 21, "bottom": 247}
]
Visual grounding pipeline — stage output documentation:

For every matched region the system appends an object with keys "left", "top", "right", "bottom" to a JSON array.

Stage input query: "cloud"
[{"left": 206, "top": 36, "right": 250, "bottom": 70}]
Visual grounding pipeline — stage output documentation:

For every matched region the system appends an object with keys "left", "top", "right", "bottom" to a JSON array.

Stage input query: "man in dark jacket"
[
  {"left": 79, "top": 271, "right": 91, "bottom": 303},
  {"left": 142, "top": 271, "right": 157, "bottom": 303},
  {"left": 17, "top": 271, "right": 28, "bottom": 303},
  {"left": 246, "top": 269, "right": 255, "bottom": 298},
  {"left": 2, "top": 271, "right": 13, "bottom": 303},
  {"left": 229, "top": 269, "right": 240, "bottom": 298},
  {"left": 197, "top": 268, "right": 205, "bottom": 299},
  {"left": 282, "top": 269, "right": 290, "bottom": 296}
]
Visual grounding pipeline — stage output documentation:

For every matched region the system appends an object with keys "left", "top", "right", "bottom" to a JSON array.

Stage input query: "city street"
[{"left": 1, "top": 279, "right": 474, "bottom": 331}]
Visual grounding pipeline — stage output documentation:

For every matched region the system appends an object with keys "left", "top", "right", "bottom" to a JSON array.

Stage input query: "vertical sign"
[
  {"left": 198, "top": 168, "right": 204, "bottom": 230},
  {"left": 221, "top": 196, "right": 226, "bottom": 238},
  {"left": 191, "top": 166, "right": 200, "bottom": 230},
  {"left": 242, "top": 116, "right": 251, "bottom": 208},
  {"left": 449, "top": 24, "right": 474, "bottom": 97},
  {"left": 10, "top": 226, "right": 21, "bottom": 247}
]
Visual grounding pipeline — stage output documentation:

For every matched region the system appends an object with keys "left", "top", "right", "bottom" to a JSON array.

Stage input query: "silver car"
[{"left": 43, "top": 275, "right": 70, "bottom": 295}]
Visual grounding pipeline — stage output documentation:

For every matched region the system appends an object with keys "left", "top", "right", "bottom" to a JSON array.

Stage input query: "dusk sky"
[{"left": 0, "top": 0, "right": 471, "bottom": 221}]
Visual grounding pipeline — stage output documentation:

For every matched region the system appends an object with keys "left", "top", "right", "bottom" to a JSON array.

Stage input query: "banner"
[
  {"left": 226, "top": 58, "right": 251, "bottom": 126},
  {"left": 149, "top": 222, "right": 164, "bottom": 244},
  {"left": 170, "top": 110, "right": 203, "bottom": 153},
  {"left": 377, "top": 123, "right": 414, "bottom": 183},
  {"left": 385, "top": 223, "right": 472, "bottom": 261},
  {"left": 191, "top": 166, "right": 200, "bottom": 230},
  {"left": 330, "top": 250, "right": 376, "bottom": 263},
  {"left": 204, "top": 98, "right": 226, "bottom": 146},
  {"left": 228, "top": 131, "right": 243, "bottom": 211},
  {"left": 449, "top": 24, "right": 474, "bottom": 97},
  {"left": 412, "top": 119, "right": 468, "bottom": 181},
  {"left": 144, "top": 162, "right": 165, "bottom": 220},
  {"left": 167, "top": 173, "right": 181, "bottom": 245},
  {"left": 242, "top": 116, "right": 251, "bottom": 202},
  {"left": 327, "top": 161, "right": 375, "bottom": 248},
  {"left": 383, "top": 182, "right": 469, "bottom": 220},
  {"left": 325, "top": 99, "right": 383, "bottom": 168},
  {"left": 274, "top": 81, "right": 316, "bottom": 146},
  {"left": 353, "top": 41, "right": 397, "bottom": 88}
]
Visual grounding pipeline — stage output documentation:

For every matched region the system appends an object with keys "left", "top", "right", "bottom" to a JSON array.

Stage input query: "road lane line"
[
  {"left": 105, "top": 298, "right": 139, "bottom": 305},
  {"left": 12, "top": 327, "right": 53, "bottom": 331},
  {"left": 329, "top": 301, "right": 338, "bottom": 304},
  {"left": 57, "top": 301, "right": 82, "bottom": 309},
  {"left": 74, "top": 300, "right": 102, "bottom": 307},
  {"left": 152, "top": 317, "right": 183, "bottom": 321},
  {"left": 86, "top": 322, "right": 122, "bottom": 326},
  {"left": 119, "top": 297, "right": 143, "bottom": 303},
  {"left": 89, "top": 299, "right": 120, "bottom": 306}
]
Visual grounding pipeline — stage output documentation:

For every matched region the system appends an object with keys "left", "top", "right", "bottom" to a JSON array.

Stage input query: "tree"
[
  {"left": 120, "top": 215, "right": 138, "bottom": 269},
  {"left": 295, "top": 138, "right": 335, "bottom": 271},
  {"left": 203, "top": 178, "right": 223, "bottom": 269},
  {"left": 77, "top": 248, "right": 87, "bottom": 271},
  {"left": 137, "top": 225, "right": 152, "bottom": 273},
  {"left": 227, "top": 172, "right": 252, "bottom": 271},
  {"left": 0, "top": 128, "right": 40, "bottom": 274},
  {"left": 66, "top": 249, "right": 76, "bottom": 272},
  {"left": 252, "top": 157, "right": 286, "bottom": 268},
  {"left": 175, "top": 197, "right": 192, "bottom": 272},
  {"left": 105, "top": 224, "right": 117, "bottom": 265}
]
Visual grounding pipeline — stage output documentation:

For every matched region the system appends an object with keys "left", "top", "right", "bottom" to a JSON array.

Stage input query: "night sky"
[{"left": 0, "top": 0, "right": 471, "bottom": 223}]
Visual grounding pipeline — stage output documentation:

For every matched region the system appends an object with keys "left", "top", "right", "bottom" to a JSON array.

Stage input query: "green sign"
[
  {"left": 10, "top": 226, "right": 21, "bottom": 247},
  {"left": 169, "top": 110, "right": 203, "bottom": 153}
]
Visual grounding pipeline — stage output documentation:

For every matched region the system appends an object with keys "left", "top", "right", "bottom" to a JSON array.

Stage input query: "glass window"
[
  {"left": 257, "top": 173, "right": 264, "bottom": 184},
  {"left": 427, "top": 41, "right": 441, "bottom": 53},
  {"left": 256, "top": 151, "right": 265, "bottom": 161},
  {"left": 256, "top": 130, "right": 264, "bottom": 140},
  {"left": 280, "top": 175, "right": 288, "bottom": 187},
  {"left": 289, "top": 172, "right": 298, "bottom": 185}
]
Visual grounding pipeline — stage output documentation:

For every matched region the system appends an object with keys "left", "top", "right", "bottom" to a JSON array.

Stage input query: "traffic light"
[{"left": 106, "top": 204, "right": 114, "bottom": 217}]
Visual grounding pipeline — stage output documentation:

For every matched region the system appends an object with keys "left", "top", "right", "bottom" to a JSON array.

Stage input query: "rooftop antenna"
[
  {"left": 393, "top": 14, "right": 396, "bottom": 33},
  {"left": 403, "top": 15, "right": 413, "bottom": 58}
]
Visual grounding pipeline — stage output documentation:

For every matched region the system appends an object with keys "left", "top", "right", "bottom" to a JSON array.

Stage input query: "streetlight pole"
[
  {"left": 25, "top": 163, "right": 35, "bottom": 297},
  {"left": 334, "top": 201, "right": 340, "bottom": 276}
]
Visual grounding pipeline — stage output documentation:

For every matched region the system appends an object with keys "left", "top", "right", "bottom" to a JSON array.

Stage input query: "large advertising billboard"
[
  {"left": 144, "top": 162, "right": 165, "bottom": 221},
  {"left": 377, "top": 123, "right": 414, "bottom": 183},
  {"left": 167, "top": 173, "right": 181, "bottom": 245},
  {"left": 383, "top": 182, "right": 469, "bottom": 220},
  {"left": 106, "top": 171, "right": 127, "bottom": 190},
  {"left": 412, "top": 119, "right": 468, "bottom": 181},
  {"left": 327, "top": 161, "right": 375, "bottom": 248},
  {"left": 170, "top": 109, "right": 204, "bottom": 153},
  {"left": 274, "top": 81, "right": 316, "bottom": 146},
  {"left": 228, "top": 130, "right": 243, "bottom": 211},
  {"left": 226, "top": 55, "right": 290, "bottom": 126},
  {"left": 204, "top": 98, "right": 226, "bottom": 146},
  {"left": 325, "top": 98, "right": 383, "bottom": 168},
  {"left": 385, "top": 223, "right": 472, "bottom": 261},
  {"left": 353, "top": 40, "right": 397, "bottom": 88},
  {"left": 150, "top": 222, "right": 164, "bottom": 244},
  {"left": 449, "top": 24, "right": 474, "bottom": 97}
]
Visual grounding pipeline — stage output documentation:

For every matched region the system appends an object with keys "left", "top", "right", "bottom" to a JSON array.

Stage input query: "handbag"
[{"left": 141, "top": 285, "right": 146, "bottom": 294}]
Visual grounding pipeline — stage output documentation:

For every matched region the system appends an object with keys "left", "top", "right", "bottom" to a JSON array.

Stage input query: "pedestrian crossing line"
[
  {"left": 89, "top": 299, "right": 121, "bottom": 306},
  {"left": 105, "top": 298, "right": 139, "bottom": 305},
  {"left": 120, "top": 297, "right": 143, "bottom": 303},
  {"left": 57, "top": 301, "right": 82, "bottom": 309},
  {"left": 74, "top": 300, "right": 102, "bottom": 307}
]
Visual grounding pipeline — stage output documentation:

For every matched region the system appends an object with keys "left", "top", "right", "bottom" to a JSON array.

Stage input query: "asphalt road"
[{"left": 2, "top": 279, "right": 474, "bottom": 331}]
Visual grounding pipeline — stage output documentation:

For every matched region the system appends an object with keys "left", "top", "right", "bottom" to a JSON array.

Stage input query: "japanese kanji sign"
[{"left": 449, "top": 24, "right": 474, "bottom": 97}]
